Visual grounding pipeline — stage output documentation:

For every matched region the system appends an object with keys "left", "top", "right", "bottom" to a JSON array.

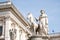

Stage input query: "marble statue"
[
  {"left": 39, "top": 10, "right": 48, "bottom": 35},
  {"left": 27, "top": 13, "right": 38, "bottom": 34},
  {"left": 9, "top": 28, "right": 17, "bottom": 40}
]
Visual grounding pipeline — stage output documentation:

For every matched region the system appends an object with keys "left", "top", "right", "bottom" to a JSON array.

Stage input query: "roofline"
[
  {"left": 49, "top": 32, "right": 60, "bottom": 35},
  {"left": 0, "top": 1, "right": 30, "bottom": 26}
]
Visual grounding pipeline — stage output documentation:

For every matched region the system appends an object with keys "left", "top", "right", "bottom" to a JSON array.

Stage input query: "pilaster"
[{"left": 5, "top": 17, "right": 11, "bottom": 40}]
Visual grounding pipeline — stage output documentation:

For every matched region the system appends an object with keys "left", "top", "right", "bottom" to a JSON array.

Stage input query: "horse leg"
[{"left": 34, "top": 26, "right": 36, "bottom": 34}]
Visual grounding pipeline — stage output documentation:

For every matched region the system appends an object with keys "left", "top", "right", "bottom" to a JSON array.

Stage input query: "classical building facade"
[
  {"left": 0, "top": 1, "right": 32, "bottom": 40},
  {"left": 0, "top": 1, "right": 60, "bottom": 40}
]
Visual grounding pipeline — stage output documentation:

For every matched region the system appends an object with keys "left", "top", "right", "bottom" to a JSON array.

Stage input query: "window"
[{"left": 0, "top": 26, "right": 2, "bottom": 36}]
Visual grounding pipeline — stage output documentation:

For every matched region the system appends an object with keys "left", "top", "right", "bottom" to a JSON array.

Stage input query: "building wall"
[{"left": 0, "top": 10, "right": 29, "bottom": 40}]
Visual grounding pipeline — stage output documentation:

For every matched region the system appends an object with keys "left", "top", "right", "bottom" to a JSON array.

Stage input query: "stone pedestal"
[{"left": 29, "top": 35, "right": 49, "bottom": 40}]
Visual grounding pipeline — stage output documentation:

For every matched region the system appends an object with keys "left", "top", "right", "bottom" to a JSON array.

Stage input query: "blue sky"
[{"left": 0, "top": 0, "right": 60, "bottom": 33}]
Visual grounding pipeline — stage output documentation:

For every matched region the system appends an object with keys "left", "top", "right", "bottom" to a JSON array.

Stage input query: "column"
[{"left": 5, "top": 17, "right": 11, "bottom": 40}]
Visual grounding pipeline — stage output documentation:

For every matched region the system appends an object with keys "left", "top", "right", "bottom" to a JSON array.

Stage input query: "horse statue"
[{"left": 27, "top": 13, "right": 38, "bottom": 34}]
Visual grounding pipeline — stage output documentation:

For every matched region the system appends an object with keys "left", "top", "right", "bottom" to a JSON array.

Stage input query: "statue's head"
[{"left": 40, "top": 10, "right": 45, "bottom": 14}]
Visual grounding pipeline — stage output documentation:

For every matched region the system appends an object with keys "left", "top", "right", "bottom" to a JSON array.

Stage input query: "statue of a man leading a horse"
[{"left": 27, "top": 10, "right": 48, "bottom": 35}]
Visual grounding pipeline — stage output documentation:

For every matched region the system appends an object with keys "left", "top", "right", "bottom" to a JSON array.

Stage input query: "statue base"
[{"left": 28, "top": 35, "right": 49, "bottom": 40}]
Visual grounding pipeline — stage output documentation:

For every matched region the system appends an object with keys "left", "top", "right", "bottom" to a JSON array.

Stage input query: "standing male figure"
[{"left": 39, "top": 10, "right": 48, "bottom": 35}]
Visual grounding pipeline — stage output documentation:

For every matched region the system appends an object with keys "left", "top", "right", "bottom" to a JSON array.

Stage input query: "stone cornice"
[{"left": 0, "top": 1, "right": 30, "bottom": 26}]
